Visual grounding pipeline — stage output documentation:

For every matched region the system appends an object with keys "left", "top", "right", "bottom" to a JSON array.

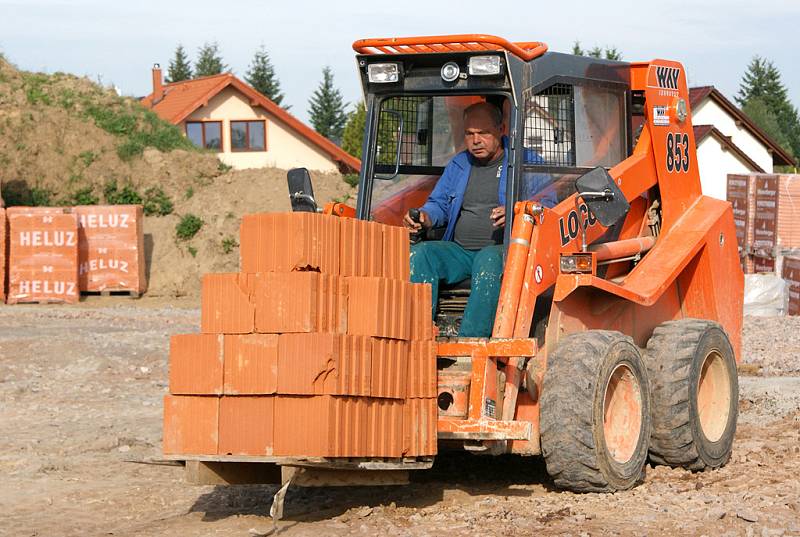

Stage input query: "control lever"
[{"left": 408, "top": 208, "right": 424, "bottom": 244}]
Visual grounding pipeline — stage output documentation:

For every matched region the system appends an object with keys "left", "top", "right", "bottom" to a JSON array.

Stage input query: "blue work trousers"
[{"left": 409, "top": 241, "right": 504, "bottom": 337}]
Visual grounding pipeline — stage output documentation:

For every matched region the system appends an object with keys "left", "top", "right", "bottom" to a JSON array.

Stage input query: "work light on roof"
[
  {"left": 441, "top": 62, "right": 460, "bottom": 82},
  {"left": 367, "top": 63, "right": 400, "bottom": 83},
  {"left": 468, "top": 55, "right": 502, "bottom": 76}
]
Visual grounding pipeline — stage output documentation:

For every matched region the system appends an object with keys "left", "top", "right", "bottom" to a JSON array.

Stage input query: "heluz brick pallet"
[{"left": 164, "top": 212, "right": 437, "bottom": 459}]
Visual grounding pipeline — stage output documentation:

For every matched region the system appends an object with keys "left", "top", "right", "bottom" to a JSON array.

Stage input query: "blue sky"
[{"left": 1, "top": 0, "right": 797, "bottom": 124}]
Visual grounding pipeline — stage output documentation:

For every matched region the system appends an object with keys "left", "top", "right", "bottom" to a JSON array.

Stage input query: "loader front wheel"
[
  {"left": 540, "top": 331, "right": 651, "bottom": 492},
  {"left": 644, "top": 320, "right": 738, "bottom": 470}
]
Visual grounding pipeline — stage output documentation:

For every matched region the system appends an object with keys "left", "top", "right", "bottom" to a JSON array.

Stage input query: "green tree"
[
  {"left": 308, "top": 66, "right": 347, "bottom": 143},
  {"left": 194, "top": 42, "right": 227, "bottom": 78},
  {"left": 736, "top": 56, "right": 800, "bottom": 159},
  {"left": 166, "top": 44, "right": 192, "bottom": 83},
  {"left": 341, "top": 101, "right": 366, "bottom": 158},
  {"left": 742, "top": 97, "right": 793, "bottom": 157},
  {"left": 245, "top": 45, "right": 287, "bottom": 108},
  {"left": 572, "top": 41, "right": 623, "bottom": 60}
]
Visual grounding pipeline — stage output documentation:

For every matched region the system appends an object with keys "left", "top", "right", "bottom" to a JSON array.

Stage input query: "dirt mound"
[
  {"left": 145, "top": 167, "right": 353, "bottom": 297},
  {"left": 0, "top": 57, "right": 356, "bottom": 297}
]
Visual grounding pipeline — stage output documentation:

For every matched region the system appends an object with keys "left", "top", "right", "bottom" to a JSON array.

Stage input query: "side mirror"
[
  {"left": 575, "top": 167, "right": 630, "bottom": 227},
  {"left": 287, "top": 168, "right": 318, "bottom": 213}
]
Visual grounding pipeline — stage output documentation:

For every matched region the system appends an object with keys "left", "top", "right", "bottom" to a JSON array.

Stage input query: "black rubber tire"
[
  {"left": 644, "top": 319, "right": 738, "bottom": 471},
  {"left": 540, "top": 331, "right": 651, "bottom": 492}
]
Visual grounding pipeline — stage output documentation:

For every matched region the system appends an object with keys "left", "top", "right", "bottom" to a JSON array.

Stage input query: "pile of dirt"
[
  {"left": 0, "top": 57, "right": 355, "bottom": 297},
  {"left": 145, "top": 167, "right": 353, "bottom": 297}
]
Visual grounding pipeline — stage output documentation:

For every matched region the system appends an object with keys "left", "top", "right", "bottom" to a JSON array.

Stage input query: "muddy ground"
[{"left": 1, "top": 303, "right": 798, "bottom": 537}]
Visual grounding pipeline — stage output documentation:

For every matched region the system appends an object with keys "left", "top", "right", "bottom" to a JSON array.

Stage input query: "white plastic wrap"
[{"left": 744, "top": 273, "right": 790, "bottom": 317}]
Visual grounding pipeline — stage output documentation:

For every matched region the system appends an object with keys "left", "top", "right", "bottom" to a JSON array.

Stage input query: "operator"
[{"left": 403, "top": 101, "right": 507, "bottom": 337}]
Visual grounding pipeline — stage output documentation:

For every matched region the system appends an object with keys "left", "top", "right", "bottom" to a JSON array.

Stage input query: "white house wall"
[
  {"left": 692, "top": 100, "right": 773, "bottom": 173},
  {"left": 696, "top": 138, "right": 756, "bottom": 200},
  {"left": 183, "top": 87, "right": 338, "bottom": 172}
]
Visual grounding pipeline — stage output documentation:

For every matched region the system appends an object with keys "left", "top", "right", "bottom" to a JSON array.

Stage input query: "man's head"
[{"left": 463, "top": 102, "right": 504, "bottom": 164}]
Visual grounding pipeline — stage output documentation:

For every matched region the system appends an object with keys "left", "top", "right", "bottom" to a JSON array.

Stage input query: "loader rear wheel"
[
  {"left": 540, "top": 331, "right": 651, "bottom": 492},
  {"left": 644, "top": 320, "right": 738, "bottom": 470}
]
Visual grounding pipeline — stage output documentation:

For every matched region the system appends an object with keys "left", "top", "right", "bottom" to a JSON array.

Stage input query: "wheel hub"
[
  {"left": 603, "top": 364, "right": 643, "bottom": 464},
  {"left": 697, "top": 350, "right": 731, "bottom": 442}
]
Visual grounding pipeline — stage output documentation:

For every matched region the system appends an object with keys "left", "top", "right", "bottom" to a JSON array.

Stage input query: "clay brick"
[
  {"left": 74, "top": 205, "right": 146, "bottom": 293},
  {"left": 223, "top": 334, "right": 279, "bottom": 394},
  {"left": 277, "top": 333, "right": 371, "bottom": 396},
  {"left": 240, "top": 212, "right": 340, "bottom": 274},
  {"left": 410, "top": 283, "right": 434, "bottom": 340},
  {"left": 370, "top": 337, "right": 408, "bottom": 399},
  {"left": 346, "top": 277, "right": 412, "bottom": 340},
  {"left": 162, "top": 395, "right": 219, "bottom": 455},
  {"left": 169, "top": 334, "right": 224, "bottom": 394},
  {"left": 365, "top": 398, "right": 403, "bottom": 457},
  {"left": 339, "top": 218, "right": 382, "bottom": 277},
  {"left": 253, "top": 272, "right": 346, "bottom": 334},
  {"left": 402, "top": 397, "right": 438, "bottom": 457},
  {"left": 218, "top": 396, "right": 274, "bottom": 456},
  {"left": 380, "top": 223, "right": 410, "bottom": 281},
  {"left": 201, "top": 273, "right": 254, "bottom": 334},
  {"left": 407, "top": 340, "right": 437, "bottom": 398},
  {"left": 274, "top": 395, "right": 368, "bottom": 457}
]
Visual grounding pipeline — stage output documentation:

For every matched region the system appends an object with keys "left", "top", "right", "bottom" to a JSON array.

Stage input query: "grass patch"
[
  {"left": 143, "top": 186, "right": 173, "bottom": 216},
  {"left": 187, "top": 245, "right": 198, "bottom": 257},
  {"left": 221, "top": 236, "right": 237, "bottom": 254},
  {"left": 184, "top": 186, "right": 194, "bottom": 199},
  {"left": 84, "top": 103, "right": 195, "bottom": 161},
  {"left": 31, "top": 187, "right": 53, "bottom": 206},
  {"left": 78, "top": 150, "right": 97, "bottom": 167},
  {"left": 70, "top": 186, "right": 100, "bottom": 205},
  {"left": 176, "top": 214, "right": 203, "bottom": 240},
  {"left": 343, "top": 173, "right": 360, "bottom": 187},
  {"left": 104, "top": 179, "right": 143, "bottom": 205}
]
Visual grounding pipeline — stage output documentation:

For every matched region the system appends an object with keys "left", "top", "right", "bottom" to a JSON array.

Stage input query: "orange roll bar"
[{"left": 353, "top": 34, "right": 548, "bottom": 62}]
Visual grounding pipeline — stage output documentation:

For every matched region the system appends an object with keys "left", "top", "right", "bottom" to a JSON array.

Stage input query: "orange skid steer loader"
[{"left": 167, "top": 35, "right": 742, "bottom": 496}]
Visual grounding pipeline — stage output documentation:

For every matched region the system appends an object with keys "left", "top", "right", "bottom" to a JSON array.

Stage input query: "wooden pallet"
[{"left": 82, "top": 290, "right": 141, "bottom": 298}]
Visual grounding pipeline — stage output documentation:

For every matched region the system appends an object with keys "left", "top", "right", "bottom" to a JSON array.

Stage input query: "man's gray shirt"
[{"left": 453, "top": 154, "right": 504, "bottom": 250}]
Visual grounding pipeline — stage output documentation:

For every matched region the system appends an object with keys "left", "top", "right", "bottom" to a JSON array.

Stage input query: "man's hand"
[
  {"left": 490, "top": 206, "right": 506, "bottom": 228},
  {"left": 403, "top": 209, "right": 432, "bottom": 232}
]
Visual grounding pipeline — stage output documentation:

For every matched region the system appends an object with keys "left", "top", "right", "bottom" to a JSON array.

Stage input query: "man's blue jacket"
[{"left": 421, "top": 136, "right": 510, "bottom": 242}]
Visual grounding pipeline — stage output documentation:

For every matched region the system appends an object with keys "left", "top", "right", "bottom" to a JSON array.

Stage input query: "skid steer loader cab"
[{"left": 352, "top": 38, "right": 634, "bottom": 329}]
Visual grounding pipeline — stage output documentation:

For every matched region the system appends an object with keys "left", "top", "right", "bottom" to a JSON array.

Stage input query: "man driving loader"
[{"left": 403, "top": 101, "right": 507, "bottom": 337}]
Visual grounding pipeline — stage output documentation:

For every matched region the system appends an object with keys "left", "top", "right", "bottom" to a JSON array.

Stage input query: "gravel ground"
[{"left": 0, "top": 304, "right": 798, "bottom": 537}]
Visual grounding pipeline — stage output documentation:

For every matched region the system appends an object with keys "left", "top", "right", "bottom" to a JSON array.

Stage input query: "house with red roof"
[
  {"left": 689, "top": 86, "right": 794, "bottom": 200},
  {"left": 142, "top": 65, "right": 360, "bottom": 174}
]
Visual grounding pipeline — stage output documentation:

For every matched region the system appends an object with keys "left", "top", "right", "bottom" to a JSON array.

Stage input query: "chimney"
[{"left": 152, "top": 63, "right": 163, "bottom": 103}]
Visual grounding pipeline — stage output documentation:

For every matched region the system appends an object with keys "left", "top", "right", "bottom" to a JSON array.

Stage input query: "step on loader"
[{"left": 170, "top": 34, "right": 742, "bottom": 498}]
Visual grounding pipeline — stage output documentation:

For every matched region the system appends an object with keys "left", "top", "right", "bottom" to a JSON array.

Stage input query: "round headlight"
[{"left": 441, "top": 62, "right": 460, "bottom": 82}]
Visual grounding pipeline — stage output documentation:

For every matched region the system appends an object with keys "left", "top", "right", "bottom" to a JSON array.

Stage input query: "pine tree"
[
  {"left": 571, "top": 41, "right": 623, "bottom": 60},
  {"left": 245, "top": 45, "right": 286, "bottom": 107},
  {"left": 308, "top": 66, "right": 347, "bottom": 143},
  {"left": 342, "top": 101, "right": 367, "bottom": 158},
  {"left": 166, "top": 44, "right": 192, "bottom": 83},
  {"left": 736, "top": 56, "right": 800, "bottom": 159},
  {"left": 194, "top": 42, "right": 227, "bottom": 78}
]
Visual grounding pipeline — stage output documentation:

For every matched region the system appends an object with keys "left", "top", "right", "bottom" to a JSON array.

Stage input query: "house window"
[
  {"left": 230, "top": 120, "right": 266, "bottom": 152},
  {"left": 186, "top": 121, "right": 222, "bottom": 150}
]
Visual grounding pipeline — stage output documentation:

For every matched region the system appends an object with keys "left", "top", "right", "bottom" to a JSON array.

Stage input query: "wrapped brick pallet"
[
  {"left": 164, "top": 212, "right": 437, "bottom": 459},
  {"left": 6, "top": 207, "right": 79, "bottom": 304},
  {"left": 75, "top": 205, "right": 146, "bottom": 295}
]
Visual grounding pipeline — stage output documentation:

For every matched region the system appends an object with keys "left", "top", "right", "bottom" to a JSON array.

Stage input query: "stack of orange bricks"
[
  {"left": 164, "top": 212, "right": 438, "bottom": 459},
  {"left": 0, "top": 205, "right": 145, "bottom": 304}
]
